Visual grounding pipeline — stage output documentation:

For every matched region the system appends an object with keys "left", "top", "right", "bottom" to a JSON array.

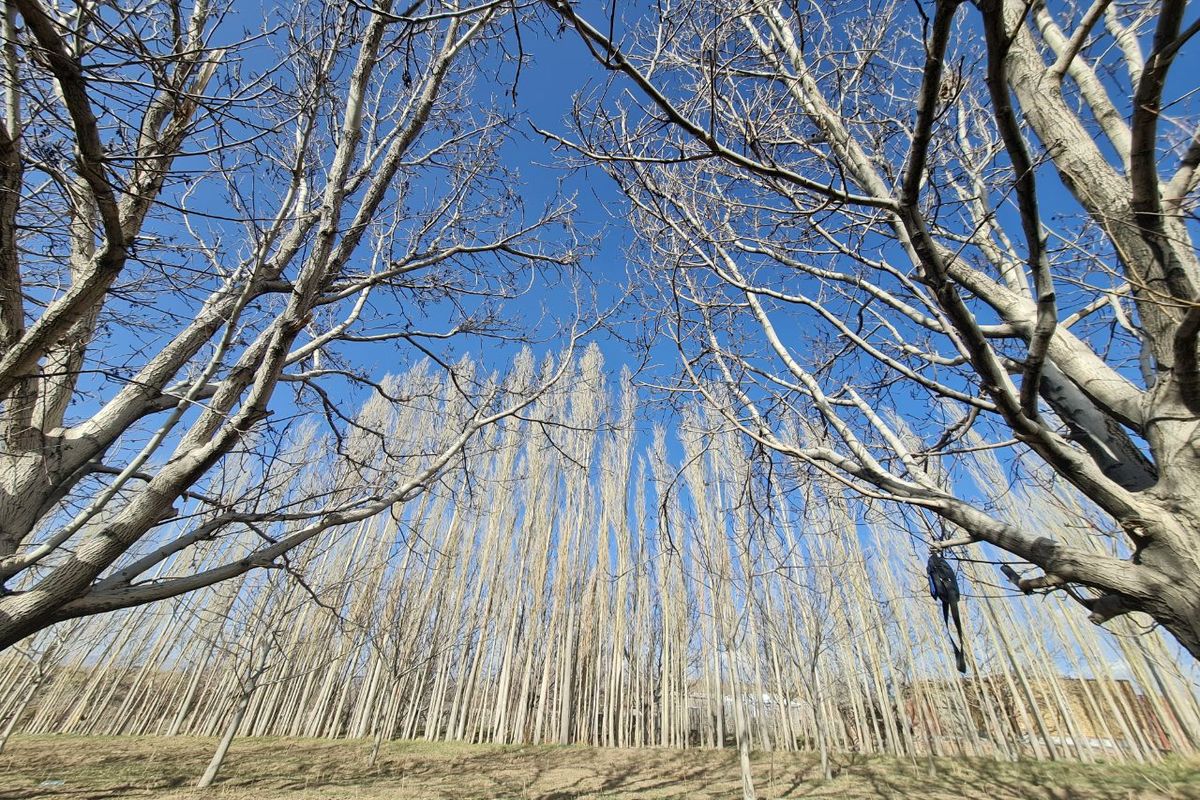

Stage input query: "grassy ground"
[{"left": 0, "top": 735, "right": 1198, "bottom": 800}]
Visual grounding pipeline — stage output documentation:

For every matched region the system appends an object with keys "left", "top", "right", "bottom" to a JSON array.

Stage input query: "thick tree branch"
[
  {"left": 542, "top": 0, "right": 899, "bottom": 211},
  {"left": 1129, "top": 0, "right": 1190, "bottom": 300},
  {"left": 979, "top": 0, "right": 1058, "bottom": 420}
]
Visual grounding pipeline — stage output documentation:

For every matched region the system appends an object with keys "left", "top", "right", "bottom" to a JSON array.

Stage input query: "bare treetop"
[
  {"left": 0, "top": 0, "right": 584, "bottom": 649},
  {"left": 543, "top": 0, "right": 1200, "bottom": 658}
]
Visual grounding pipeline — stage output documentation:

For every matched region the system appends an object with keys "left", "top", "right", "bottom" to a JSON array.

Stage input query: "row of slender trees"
[
  {"left": 0, "top": 0, "right": 1197, "bottom": 671},
  {"left": 2, "top": 348, "right": 1197, "bottom": 771}
]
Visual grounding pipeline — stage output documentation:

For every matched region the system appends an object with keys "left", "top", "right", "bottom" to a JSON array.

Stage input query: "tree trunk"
[
  {"left": 196, "top": 688, "right": 252, "bottom": 789},
  {"left": 0, "top": 671, "right": 40, "bottom": 753},
  {"left": 737, "top": 725, "right": 757, "bottom": 800}
]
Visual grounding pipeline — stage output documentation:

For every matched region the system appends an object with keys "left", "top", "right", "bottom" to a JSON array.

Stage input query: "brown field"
[{"left": 1, "top": 735, "right": 1198, "bottom": 800}]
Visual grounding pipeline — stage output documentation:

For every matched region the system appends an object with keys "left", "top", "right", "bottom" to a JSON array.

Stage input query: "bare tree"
[
  {"left": 0, "top": 0, "right": 584, "bottom": 649},
  {"left": 544, "top": 0, "right": 1200, "bottom": 657},
  {"left": 2, "top": 352, "right": 1196, "bottom": 760}
]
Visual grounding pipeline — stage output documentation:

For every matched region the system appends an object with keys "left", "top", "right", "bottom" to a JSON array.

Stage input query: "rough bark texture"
[
  {"left": 0, "top": 0, "right": 580, "bottom": 647},
  {"left": 541, "top": 0, "right": 1200, "bottom": 660}
]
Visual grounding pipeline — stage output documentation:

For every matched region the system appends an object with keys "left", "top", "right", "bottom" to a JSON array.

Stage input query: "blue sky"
[{"left": 42, "top": 0, "right": 1200, "bottom": 568}]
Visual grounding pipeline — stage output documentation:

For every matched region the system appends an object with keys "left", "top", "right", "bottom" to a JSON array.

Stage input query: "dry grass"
[{"left": 0, "top": 735, "right": 1198, "bottom": 800}]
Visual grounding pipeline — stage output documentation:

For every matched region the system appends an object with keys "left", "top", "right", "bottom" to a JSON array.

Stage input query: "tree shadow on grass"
[
  {"left": 1, "top": 784, "right": 143, "bottom": 800},
  {"left": 849, "top": 755, "right": 1196, "bottom": 800}
]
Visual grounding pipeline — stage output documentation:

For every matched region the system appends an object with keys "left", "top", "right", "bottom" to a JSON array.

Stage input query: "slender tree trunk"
[
  {"left": 196, "top": 687, "right": 252, "bottom": 789},
  {"left": 738, "top": 723, "right": 757, "bottom": 800},
  {"left": 0, "top": 668, "right": 41, "bottom": 753}
]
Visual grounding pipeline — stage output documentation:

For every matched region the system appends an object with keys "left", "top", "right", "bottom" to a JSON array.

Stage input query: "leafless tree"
[
  {"left": 0, "top": 0, "right": 584, "bottom": 649},
  {"left": 544, "top": 0, "right": 1200, "bottom": 657},
  {"left": 3, "top": 353, "right": 1197, "bottom": 760}
]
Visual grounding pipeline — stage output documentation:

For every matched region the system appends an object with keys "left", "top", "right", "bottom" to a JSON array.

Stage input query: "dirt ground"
[{"left": 1, "top": 735, "right": 1198, "bottom": 800}]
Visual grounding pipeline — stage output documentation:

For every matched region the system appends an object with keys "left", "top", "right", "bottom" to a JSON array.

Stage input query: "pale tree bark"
[
  {"left": 0, "top": 621, "right": 73, "bottom": 752},
  {"left": 0, "top": 0, "right": 585, "bottom": 649},
  {"left": 544, "top": 0, "right": 1200, "bottom": 659},
  {"left": 1, "top": 353, "right": 1196, "bottom": 760},
  {"left": 195, "top": 623, "right": 276, "bottom": 789}
]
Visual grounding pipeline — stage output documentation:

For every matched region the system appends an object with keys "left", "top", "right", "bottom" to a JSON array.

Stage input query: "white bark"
[
  {"left": 544, "top": 0, "right": 1200, "bottom": 660},
  {"left": 0, "top": 0, "right": 582, "bottom": 650}
]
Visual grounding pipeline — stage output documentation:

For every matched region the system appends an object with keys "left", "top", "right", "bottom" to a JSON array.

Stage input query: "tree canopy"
[
  {"left": 0, "top": 0, "right": 1198, "bottom": 668},
  {"left": 544, "top": 0, "right": 1200, "bottom": 657}
]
